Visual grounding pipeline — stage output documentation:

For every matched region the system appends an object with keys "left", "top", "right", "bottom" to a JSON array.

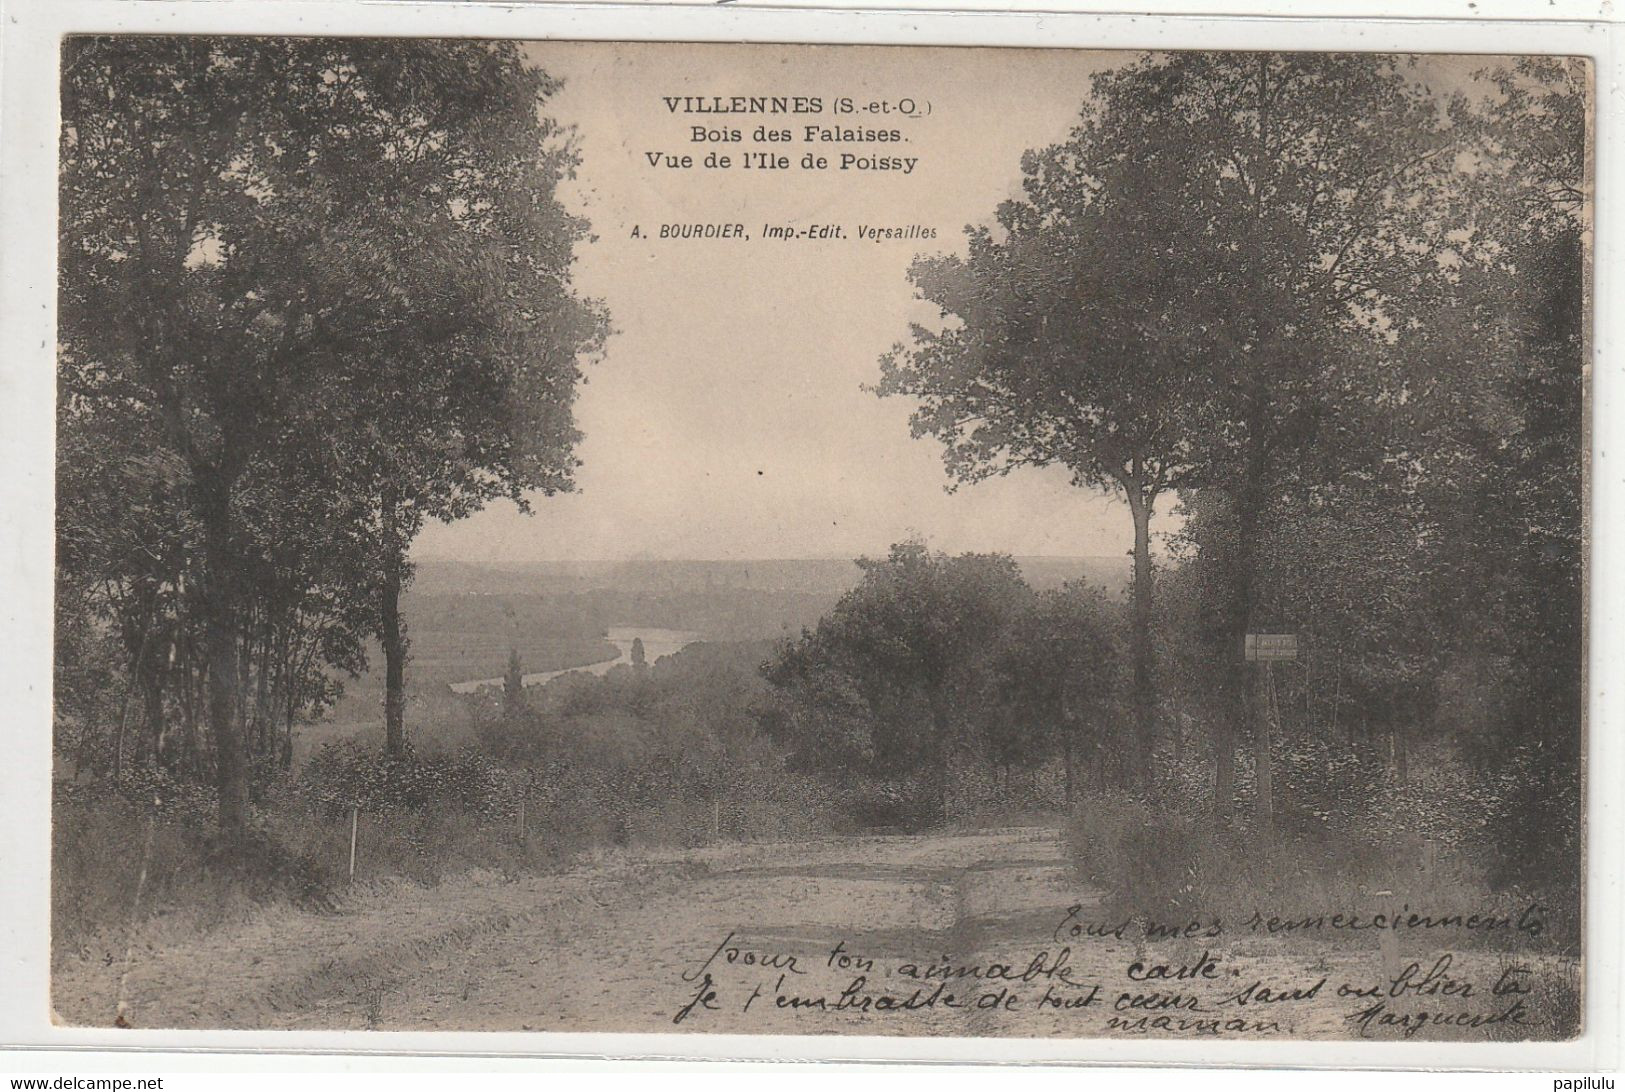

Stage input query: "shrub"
[
  {"left": 299, "top": 740, "right": 508, "bottom": 820},
  {"left": 200, "top": 825, "right": 338, "bottom": 910},
  {"left": 50, "top": 789, "right": 337, "bottom": 968},
  {"left": 847, "top": 779, "right": 940, "bottom": 832},
  {"left": 266, "top": 802, "right": 566, "bottom": 887},
  {"left": 1063, "top": 774, "right": 1575, "bottom": 955},
  {"left": 1485, "top": 956, "right": 1582, "bottom": 1041},
  {"left": 57, "top": 765, "right": 219, "bottom": 829},
  {"left": 1485, "top": 741, "right": 1582, "bottom": 909},
  {"left": 53, "top": 791, "right": 203, "bottom": 963},
  {"left": 1065, "top": 791, "right": 1209, "bottom": 915}
]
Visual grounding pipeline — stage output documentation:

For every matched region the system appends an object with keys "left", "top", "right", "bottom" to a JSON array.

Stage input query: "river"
[{"left": 448, "top": 626, "right": 702, "bottom": 694}]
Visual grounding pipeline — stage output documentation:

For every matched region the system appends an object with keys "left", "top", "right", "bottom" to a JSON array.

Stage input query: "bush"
[
  {"left": 846, "top": 779, "right": 940, "bottom": 832},
  {"left": 200, "top": 825, "right": 338, "bottom": 910},
  {"left": 53, "top": 792, "right": 202, "bottom": 963},
  {"left": 299, "top": 740, "right": 509, "bottom": 820},
  {"left": 1063, "top": 774, "right": 1577, "bottom": 954},
  {"left": 1487, "top": 956, "right": 1582, "bottom": 1041},
  {"left": 51, "top": 790, "right": 337, "bottom": 967},
  {"left": 57, "top": 765, "right": 219, "bottom": 829},
  {"left": 1065, "top": 790, "right": 1208, "bottom": 915},
  {"left": 948, "top": 761, "right": 1071, "bottom": 826},
  {"left": 722, "top": 769, "right": 848, "bottom": 839},
  {"left": 1271, "top": 733, "right": 1506, "bottom": 855},
  {"left": 1485, "top": 741, "right": 1581, "bottom": 906},
  {"left": 266, "top": 800, "right": 570, "bottom": 887}
]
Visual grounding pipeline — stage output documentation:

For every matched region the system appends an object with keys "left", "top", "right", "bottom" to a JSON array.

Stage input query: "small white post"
[
  {"left": 517, "top": 799, "right": 526, "bottom": 843},
  {"left": 1375, "top": 884, "right": 1401, "bottom": 985},
  {"left": 348, "top": 803, "right": 359, "bottom": 884}
]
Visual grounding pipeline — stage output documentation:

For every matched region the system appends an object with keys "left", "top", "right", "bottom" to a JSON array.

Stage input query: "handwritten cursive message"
[{"left": 666, "top": 905, "right": 1567, "bottom": 1040}]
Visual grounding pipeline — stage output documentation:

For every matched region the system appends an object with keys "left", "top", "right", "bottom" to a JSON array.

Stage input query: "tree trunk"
[
  {"left": 381, "top": 496, "right": 408, "bottom": 758},
  {"left": 112, "top": 679, "right": 132, "bottom": 784},
  {"left": 113, "top": 599, "right": 157, "bottom": 783},
  {"left": 1062, "top": 731, "right": 1075, "bottom": 810},
  {"left": 928, "top": 694, "right": 952, "bottom": 825},
  {"left": 1214, "top": 449, "right": 1266, "bottom": 821},
  {"left": 253, "top": 625, "right": 273, "bottom": 764},
  {"left": 144, "top": 665, "right": 166, "bottom": 769},
  {"left": 283, "top": 678, "right": 297, "bottom": 770},
  {"left": 199, "top": 473, "right": 248, "bottom": 838},
  {"left": 237, "top": 607, "right": 254, "bottom": 744},
  {"left": 1227, "top": 446, "right": 1269, "bottom": 833},
  {"left": 1333, "top": 661, "right": 1345, "bottom": 746},
  {"left": 179, "top": 631, "right": 199, "bottom": 778},
  {"left": 277, "top": 630, "right": 296, "bottom": 770},
  {"left": 1253, "top": 665, "right": 1273, "bottom": 841},
  {"left": 1126, "top": 489, "right": 1156, "bottom": 793}
]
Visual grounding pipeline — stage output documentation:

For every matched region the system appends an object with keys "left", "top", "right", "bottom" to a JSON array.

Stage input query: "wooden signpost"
[
  {"left": 1244, "top": 633, "right": 1297, "bottom": 840},
  {"left": 1244, "top": 632, "right": 1299, "bottom": 662}
]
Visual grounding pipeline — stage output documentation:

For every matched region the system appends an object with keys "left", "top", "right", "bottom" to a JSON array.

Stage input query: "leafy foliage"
[
  {"left": 300, "top": 740, "right": 510, "bottom": 821},
  {"left": 872, "top": 53, "right": 1583, "bottom": 892},
  {"left": 760, "top": 543, "right": 1031, "bottom": 796},
  {"left": 760, "top": 542, "right": 1126, "bottom": 818},
  {"left": 56, "top": 38, "right": 604, "bottom": 827}
]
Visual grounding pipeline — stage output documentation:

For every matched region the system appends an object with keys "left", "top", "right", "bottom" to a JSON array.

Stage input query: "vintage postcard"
[{"left": 38, "top": 31, "right": 1592, "bottom": 1049}]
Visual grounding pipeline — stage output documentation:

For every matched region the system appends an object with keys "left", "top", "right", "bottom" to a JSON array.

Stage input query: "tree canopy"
[
  {"left": 878, "top": 52, "right": 1477, "bottom": 820},
  {"left": 58, "top": 37, "right": 606, "bottom": 831}
]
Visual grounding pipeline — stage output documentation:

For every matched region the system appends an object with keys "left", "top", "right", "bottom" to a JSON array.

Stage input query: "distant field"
[
  {"left": 312, "top": 554, "right": 1132, "bottom": 745},
  {"left": 317, "top": 591, "right": 616, "bottom": 740},
  {"left": 409, "top": 555, "right": 1131, "bottom": 599}
]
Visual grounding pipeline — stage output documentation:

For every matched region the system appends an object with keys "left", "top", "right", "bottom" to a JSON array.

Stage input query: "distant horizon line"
[{"left": 411, "top": 553, "right": 1134, "bottom": 566}]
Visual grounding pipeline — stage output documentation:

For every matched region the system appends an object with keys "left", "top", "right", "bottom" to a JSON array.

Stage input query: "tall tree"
[
  {"left": 503, "top": 647, "right": 526, "bottom": 715},
  {"left": 58, "top": 38, "right": 605, "bottom": 832},
  {"left": 989, "top": 583, "right": 1122, "bottom": 805},
  {"left": 761, "top": 542, "right": 1030, "bottom": 821},
  {"left": 875, "top": 144, "right": 1206, "bottom": 792},
  {"left": 1408, "top": 59, "right": 1587, "bottom": 892},
  {"left": 882, "top": 53, "right": 1467, "bottom": 824},
  {"left": 1101, "top": 54, "right": 1467, "bottom": 828},
  {"left": 61, "top": 38, "right": 377, "bottom": 833},
  {"left": 303, "top": 42, "right": 608, "bottom": 757}
]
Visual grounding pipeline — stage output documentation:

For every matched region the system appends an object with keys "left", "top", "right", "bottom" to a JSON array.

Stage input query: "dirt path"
[
  {"left": 55, "top": 827, "right": 1086, "bottom": 1033},
  {"left": 337, "top": 825, "right": 1085, "bottom": 1035},
  {"left": 55, "top": 826, "right": 1572, "bottom": 1040}
]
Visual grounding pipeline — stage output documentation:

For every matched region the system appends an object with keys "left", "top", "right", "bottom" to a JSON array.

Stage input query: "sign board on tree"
[{"left": 1245, "top": 633, "right": 1298, "bottom": 662}]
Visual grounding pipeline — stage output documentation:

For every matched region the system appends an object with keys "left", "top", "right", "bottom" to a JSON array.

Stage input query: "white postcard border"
[{"left": 1, "top": 0, "right": 1618, "bottom": 1071}]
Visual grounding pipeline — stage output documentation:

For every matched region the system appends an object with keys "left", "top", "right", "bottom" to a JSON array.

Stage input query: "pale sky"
[{"left": 411, "top": 44, "right": 1512, "bottom": 564}]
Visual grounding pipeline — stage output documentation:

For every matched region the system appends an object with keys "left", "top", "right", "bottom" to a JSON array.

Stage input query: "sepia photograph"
[{"left": 43, "top": 34, "right": 1589, "bottom": 1044}]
